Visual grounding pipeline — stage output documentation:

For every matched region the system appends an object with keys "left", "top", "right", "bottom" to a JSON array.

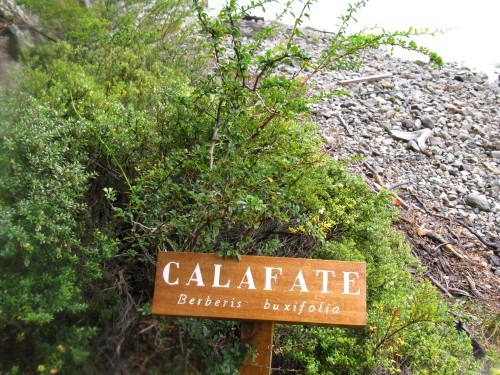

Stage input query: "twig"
[
  {"left": 465, "top": 275, "right": 483, "bottom": 299},
  {"left": 138, "top": 322, "right": 157, "bottom": 335},
  {"left": 426, "top": 274, "right": 453, "bottom": 298},
  {"left": 388, "top": 180, "right": 413, "bottom": 190},
  {"left": 416, "top": 128, "right": 433, "bottom": 155},
  {"left": 447, "top": 288, "right": 471, "bottom": 298},
  {"left": 362, "top": 162, "right": 410, "bottom": 209},
  {"left": 209, "top": 99, "right": 224, "bottom": 171},
  {"left": 409, "top": 191, "right": 450, "bottom": 221},
  {"left": 362, "top": 161, "right": 384, "bottom": 186},
  {"left": 455, "top": 219, "right": 498, "bottom": 252},
  {"left": 334, "top": 113, "right": 353, "bottom": 136},
  {"left": 421, "top": 230, "right": 465, "bottom": 259},
  {"left": 444, "top": 224, "right": 462, "bottom": 244},
  {"left": 304, "top": 26, "right": 335, "bottom": 35},
  {"left": 397, "top": 215, "right": 414, "bottom": 225},
  {"left": 338, "top": 73, "right": 393, "bottom": 85}
]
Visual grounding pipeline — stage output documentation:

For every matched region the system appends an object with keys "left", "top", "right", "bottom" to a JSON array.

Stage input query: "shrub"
[
  {"left": 0, "top": 0, "right": 483, "bottom": 374},
  {"left": 1, "top": 0, "right": 200, "bottom": 373}
]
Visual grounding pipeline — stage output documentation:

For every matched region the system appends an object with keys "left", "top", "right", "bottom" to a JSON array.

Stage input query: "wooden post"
[{"left": 240, "top": 321, "right": 274, "bottom": 374}]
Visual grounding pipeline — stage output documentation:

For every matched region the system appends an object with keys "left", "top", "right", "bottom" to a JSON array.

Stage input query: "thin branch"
[
  {"left": 209, "top": 99, "right": 224, "bottom": 171},
  {"left": 455, "top": 219, "right": 498, "bottom": 252},
  {"left": 334, "top": 113, "right": 353, "bottom": 136},
  {"left": 426, "top": 274, "right": 453, "bottom": 298},
  {"left": 245, "top": 112, "right": 278, "bottom": 145},
  {"left": 227, "top": 11, "right": 247, "bottom": 87}
]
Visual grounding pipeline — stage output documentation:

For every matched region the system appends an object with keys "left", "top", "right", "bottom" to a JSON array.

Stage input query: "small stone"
[
  {"left": 402, "top": 119, "right": 414, "bottom": 129},
  {"left": 445, "top": 103, "right": 460, "bottom": 113},
  {"left": 408, "top": 140, "right": 420, "bottom": 152},
  {"left": 429, "top": 137, "right": 445, "bottom": 147},
  {"left": 378, "top": 121, "right": 392, "bottom": 132},
  {"left": 421, "top": 116, "right": 435, "bottom": 129},
  {"left": 385, "top": 110, "right": 396, "bottom": 119},
  {"left": 438, "top": 117, "right": 447, "bottom": 126},
  {"left": 323, "top": 110, "right": 334, "bottom": 118},
  {"left": 465, "top": 193, "right": 491, "bottom": 212},
  {"left": 367, "top": 125, "right": 382, "bottom": 134}
]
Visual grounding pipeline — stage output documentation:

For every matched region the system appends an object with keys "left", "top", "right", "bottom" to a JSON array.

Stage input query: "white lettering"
[
  {"left": 213, "top": 264, "right": 230, "bottom": 288},
  {"left": 343, "top": 272, "right": 361, "bottom": 295},
  {"left": 177, "top": 294, "right": 187, "bottom": 304},
  {"left": 290, "top": 270, "right": 309, "bottom": 292},
  {"left": 298, "top": 301, "right": 306, "bottom": 315},
  {"left": 264, "top": 267, "right": 282, "bottom": 290},
  {"left": 186, "top": 263, "right": 205, "bottom": 286},
  {"left": 316, "top": 270, "right": 335, "bottom": 293},
  {"left": 163, "top": 261, "right": 179, "bottom": 285},
  {"left": 237, "top": 267, "right": 256, "bottom": 289}
]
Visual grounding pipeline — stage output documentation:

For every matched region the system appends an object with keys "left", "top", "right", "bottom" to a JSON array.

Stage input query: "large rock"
[
  {"left": 465, "top": 193, "right": 491, "bottom": 212},
  {"left": 0, "top": 0, "right": 42, "bottom": 60}
]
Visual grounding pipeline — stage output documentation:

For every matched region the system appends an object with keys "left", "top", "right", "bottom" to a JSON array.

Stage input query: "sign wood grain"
[{"left": 152, "top": 252, "right": 366, "bottom": 326}]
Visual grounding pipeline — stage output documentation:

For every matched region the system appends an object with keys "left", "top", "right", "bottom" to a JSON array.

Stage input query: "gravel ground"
[{"left": 241, "top": 19, "right": 500, "bottom": 309}]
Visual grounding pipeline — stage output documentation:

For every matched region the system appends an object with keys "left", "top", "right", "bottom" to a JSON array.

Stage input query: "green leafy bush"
[
  {"left": 1, "top": 0, "right": 200, "bottom": 373},
  {"left": 0, "top": 0, "right": 485, "bottom": 374}
]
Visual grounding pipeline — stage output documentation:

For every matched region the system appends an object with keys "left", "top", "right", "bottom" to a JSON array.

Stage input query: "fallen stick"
[
  {"left": 388, "top": 180, "right": 414, "bottom": 190},
  {"left": 362, "top": 162, "right": 410, "bottom": 209},
  {"left": 426, "top": 274, "right": 453, "bottom": 298},
  {"left": 362, "top": 161, "right": 384, "bottom": 186},
  {"left": 419, "top": 230, "right": 466, "bottom": 259},
  {"left": 455, "top": 219, "right": 498, "bottom": 252},
  {"left": 409, "top": 191, "right": 450, "bottom": 221},
  {"left": 443, "top": 243, "right": 466, "bottom": 259},
  {"left": 416, "top": 128, "right": 433, "bottom": 154},
  {"left": 338, "top": 73, "right": 393, "bottom": 85},
  {"left": 334, "top": 114, "right": 353, "bottom": 136},
  {"left": 447, "top": 287, "right": 471, "bottom": 297},
  {"left": 465, "top": 275, "right": 483, "bottom": 299},
  {"left": 389, "top": 128, "right": 433, "bottom": 155}
]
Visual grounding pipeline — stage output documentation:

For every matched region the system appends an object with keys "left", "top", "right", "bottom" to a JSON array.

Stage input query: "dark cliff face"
[{"left": 1, "top": 25, "right": 21, "bottom": 60}]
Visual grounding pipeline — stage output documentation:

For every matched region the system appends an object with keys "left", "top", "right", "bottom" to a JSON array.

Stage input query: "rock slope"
[{"left": 241, "top": 19, "right": 499, "bottom": 307}]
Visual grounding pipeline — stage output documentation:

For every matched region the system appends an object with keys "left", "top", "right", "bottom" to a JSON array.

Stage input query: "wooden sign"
[{"left": 152, "top": 252, "right": 366, "bottom": 326}]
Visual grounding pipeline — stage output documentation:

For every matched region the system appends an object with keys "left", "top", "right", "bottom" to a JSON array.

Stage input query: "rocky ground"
[
  {"left": 241, "top": 19, "right": 500, "bottom": 322},
  {"left": 310, "top": 45, "right": 500, "bottom": 307}
]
